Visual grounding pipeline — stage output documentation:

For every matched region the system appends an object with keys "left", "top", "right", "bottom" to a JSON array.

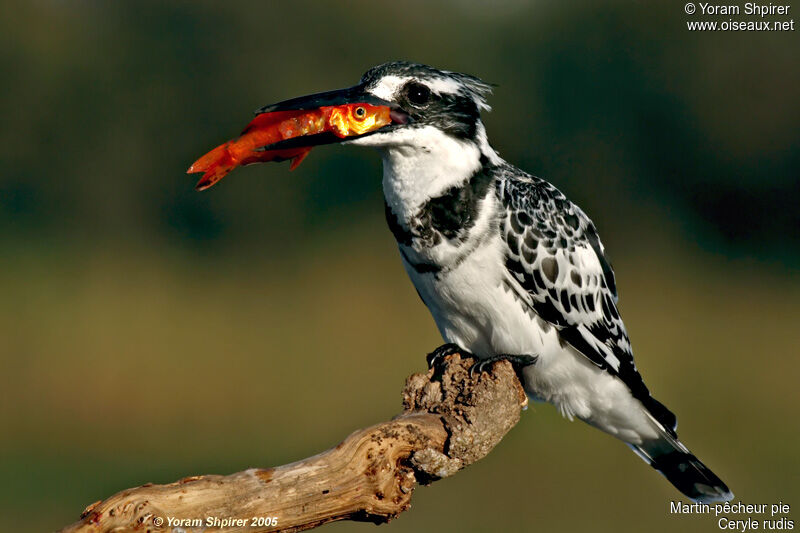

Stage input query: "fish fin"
[
  {"left": 194, "top": 165, "right": 234, "bottom": 191},
  {"left": 241, "top": 110, "right": 306, "bottom": 134},
  {"left": 188, "top": 143, "right": 236, "bottom": 191},
  {"left": 289, "top": 148, "right": 312, "bottom": 170},
  {"left": 187, "top": 143, "right": 228, "bottom": 174}
]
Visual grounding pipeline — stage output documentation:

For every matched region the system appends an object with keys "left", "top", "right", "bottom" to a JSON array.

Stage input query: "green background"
[{"left": 1, "top": 1, "right": 797, "bottom": 532}]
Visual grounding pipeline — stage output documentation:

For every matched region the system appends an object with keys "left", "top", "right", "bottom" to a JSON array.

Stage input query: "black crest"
[{"left": 362, "top": 61, "right": 494, "bottom": 140}]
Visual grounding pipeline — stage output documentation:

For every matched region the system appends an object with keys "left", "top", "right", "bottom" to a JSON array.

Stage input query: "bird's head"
[
  {"left": 349, "top": 61, "right": 494, "bottom": 148},
  {"left": 256, "top": 61, "right": 496, "bottom": 157}
]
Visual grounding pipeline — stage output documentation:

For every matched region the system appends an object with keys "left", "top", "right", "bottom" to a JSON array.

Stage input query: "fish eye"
[
  {"left": 404, "top": 82, "right": 431, "bottom": 107},
  {"left": 354, "top": 106, "right": 367, "bottom": 119}
]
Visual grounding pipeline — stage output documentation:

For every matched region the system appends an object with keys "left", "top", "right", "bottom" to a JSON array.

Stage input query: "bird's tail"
[{"left": 630, "top": 426, "right": 733, "bottom": 503}]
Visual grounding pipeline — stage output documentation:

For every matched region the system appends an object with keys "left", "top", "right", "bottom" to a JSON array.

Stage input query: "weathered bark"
[{"left": 59, "top": 353, "right": 527, "bottom": 533}]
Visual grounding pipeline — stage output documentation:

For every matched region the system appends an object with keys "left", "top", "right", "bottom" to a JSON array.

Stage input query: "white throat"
[{"left": 379, "top": 126, "right": 486, "bottom": 222}]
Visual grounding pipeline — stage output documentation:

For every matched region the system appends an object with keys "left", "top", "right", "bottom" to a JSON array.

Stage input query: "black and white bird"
[{"left": 257, "top": 61, "right": 733, "bottom": 503}]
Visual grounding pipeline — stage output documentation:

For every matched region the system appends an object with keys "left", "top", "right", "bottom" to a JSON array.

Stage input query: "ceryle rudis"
[{"left": 259, "top": 61, "right": 733, "bottom": 503}]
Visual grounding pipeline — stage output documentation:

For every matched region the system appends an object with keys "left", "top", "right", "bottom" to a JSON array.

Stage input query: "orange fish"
[{"left": 188, "top": 103, "right": 393, "bottom": 191}]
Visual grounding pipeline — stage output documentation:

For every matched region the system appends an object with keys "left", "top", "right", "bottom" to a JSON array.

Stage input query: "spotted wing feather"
[{"left": 496, "top": 167, "right": 677, "bottom": 435}]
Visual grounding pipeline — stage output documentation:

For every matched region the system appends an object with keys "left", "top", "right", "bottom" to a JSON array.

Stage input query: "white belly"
[{"left": 403, "top": 235, "right": 660, "bottom": 444}]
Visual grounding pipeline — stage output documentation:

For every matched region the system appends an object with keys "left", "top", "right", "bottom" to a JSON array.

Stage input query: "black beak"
[
  {"left": 252, "top": 84, "right": 409, "bottom": 152},
  {"left": 254, "top": 84, "right": 394, "bottom": 114}
]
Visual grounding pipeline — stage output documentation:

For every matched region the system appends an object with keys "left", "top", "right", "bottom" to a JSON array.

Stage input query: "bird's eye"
[
  {"left": 354, "top": 106, "right": 367, "bottom": 119},
  {"left": 404, "top": 82, "right": 431, "bottom": 107}
]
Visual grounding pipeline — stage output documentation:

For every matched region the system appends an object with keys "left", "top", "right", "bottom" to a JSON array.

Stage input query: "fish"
[{"left": 187, "top": 103, "right": 393, "bottom": 191}]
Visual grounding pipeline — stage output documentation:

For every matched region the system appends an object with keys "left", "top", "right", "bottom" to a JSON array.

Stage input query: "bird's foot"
[
  {"left": 426, "top": 343, "right": 471, "bottom": 369},
  {"left": 469, "top": 354, "right": 538, "bottom": 379}
]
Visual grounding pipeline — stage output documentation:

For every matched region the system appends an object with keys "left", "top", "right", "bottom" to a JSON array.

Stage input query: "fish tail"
[{"left": 187, "top": 142, "right": 236, "bottom": 191}]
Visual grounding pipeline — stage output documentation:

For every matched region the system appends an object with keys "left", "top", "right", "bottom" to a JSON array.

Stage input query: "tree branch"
[{"left": 59, "top": 353, "right": 527, "bottom": 533}]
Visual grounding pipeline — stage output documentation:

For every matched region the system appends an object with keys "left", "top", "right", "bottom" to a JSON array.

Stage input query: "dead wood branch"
[{"left": 58, "top": 353, "right": 527, "bottom": 533}]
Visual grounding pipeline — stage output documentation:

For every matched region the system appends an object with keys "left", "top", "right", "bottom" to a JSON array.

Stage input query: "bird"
[{"left": 248, "top": 61, "right": 733, "bottom": 503}]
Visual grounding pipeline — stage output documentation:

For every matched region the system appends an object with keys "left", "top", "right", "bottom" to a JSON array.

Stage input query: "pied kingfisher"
[{"left": 257, "top": 61, "right": 733, "bottom": 503}]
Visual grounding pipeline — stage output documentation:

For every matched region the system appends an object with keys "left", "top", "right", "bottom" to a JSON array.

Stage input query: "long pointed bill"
[
  {"left": 254, "top": 84, "right": 393, "bottom": 114},
  {"left": 187, "top": 85, "right": 409, "bottom": 191}
]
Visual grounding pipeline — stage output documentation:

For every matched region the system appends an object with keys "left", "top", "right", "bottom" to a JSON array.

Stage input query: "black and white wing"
[{"left": 496, "top": 168, "right": 677, "bottom": 434}]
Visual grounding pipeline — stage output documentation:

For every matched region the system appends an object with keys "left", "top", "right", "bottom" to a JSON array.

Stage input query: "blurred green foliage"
[
  {"left": 0, "top": 1, "right": 798, "bottom": 532},
  {"left": 1, "top": 0, "right": 797, "bottom": 258}
]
